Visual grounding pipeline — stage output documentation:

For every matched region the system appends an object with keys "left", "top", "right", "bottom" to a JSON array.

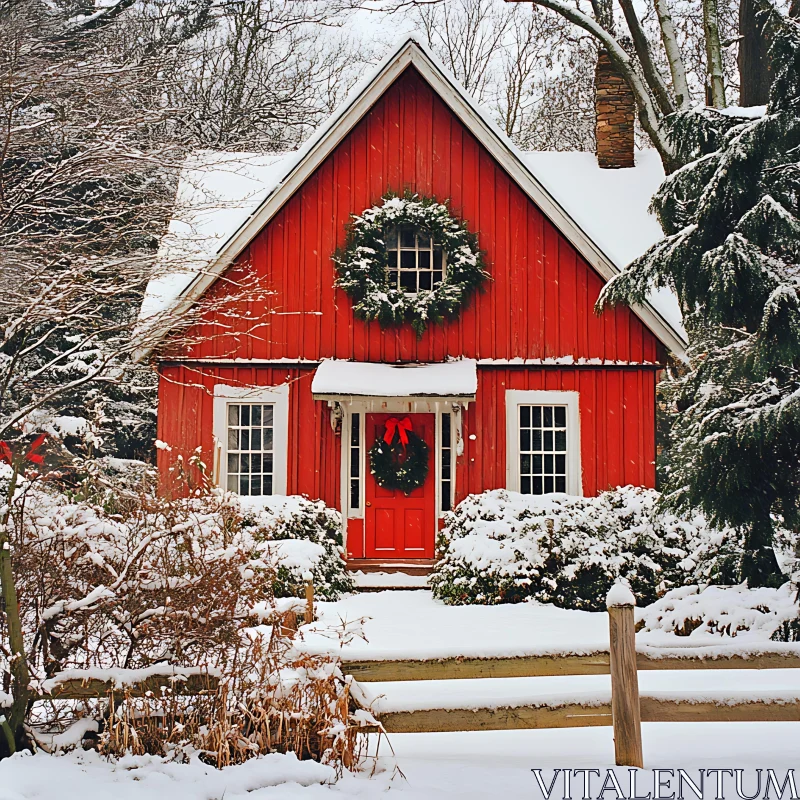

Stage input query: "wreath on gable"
[
  {"left": 369, "top": 417, "right": 430, "bottom": 495},
  {"left": 334, "top": 191, "right": 488, "bottom": 336}
]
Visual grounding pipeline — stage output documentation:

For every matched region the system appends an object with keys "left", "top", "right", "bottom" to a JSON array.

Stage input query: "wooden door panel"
[
  {"left": 374, "top": 508, "right": 395, "bottom": 551},
  {"left": 365, "top": 412, "right": 436, "bottom": 559}
]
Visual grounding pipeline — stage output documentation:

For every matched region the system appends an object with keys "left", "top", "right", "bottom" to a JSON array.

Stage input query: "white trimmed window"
[
  {"left": 213, "top": 384, "right": 289, "bottom": 496},
  {"left": 505, "top": 390, "right": 581, "bottom": 495},
  {"left": 386, "top": 225, "right": 445, "bottom": 293}
]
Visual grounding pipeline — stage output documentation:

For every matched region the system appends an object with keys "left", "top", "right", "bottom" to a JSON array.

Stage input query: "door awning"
[{"left": 311, "top": 359, "right": 477, "bottom": 401}]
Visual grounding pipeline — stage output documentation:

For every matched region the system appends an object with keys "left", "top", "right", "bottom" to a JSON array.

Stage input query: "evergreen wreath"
[
  {"left": 369, "top": 417, "right": 430, "bottom": 495},
  {"left": 334, "top": 190, "right": 488, "bottom": 336}
]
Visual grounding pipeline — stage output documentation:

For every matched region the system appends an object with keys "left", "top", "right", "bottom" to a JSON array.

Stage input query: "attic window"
[{"left": 386, "top": 225, "right": 445, "bottom": 293}]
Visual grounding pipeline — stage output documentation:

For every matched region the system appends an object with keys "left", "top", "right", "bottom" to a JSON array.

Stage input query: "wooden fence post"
[
  {"left": 304, "top": 574, "right": 314, "bottom": 623},
  {"left": 607, "top": 583, "right": 643, "bottom": 768}
]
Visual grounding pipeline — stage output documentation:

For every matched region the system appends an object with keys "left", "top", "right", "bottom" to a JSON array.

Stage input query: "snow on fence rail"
[{"left": 343, "top": 587, "right": 800, "bottom": 768}]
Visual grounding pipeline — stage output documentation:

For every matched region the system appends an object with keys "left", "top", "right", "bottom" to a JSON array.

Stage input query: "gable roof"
[{"left": 140, "top": 35, "right": 687, "bottom": 357}]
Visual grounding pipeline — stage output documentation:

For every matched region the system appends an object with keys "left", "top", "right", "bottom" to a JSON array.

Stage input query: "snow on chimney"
[{"left": 595, "top": 50, "right": 635, "bottom": 169}]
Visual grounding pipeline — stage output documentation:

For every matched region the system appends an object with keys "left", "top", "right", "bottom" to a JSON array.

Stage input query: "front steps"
[{"left": 347, "top": 558, "right": 434, "bottom": 591}]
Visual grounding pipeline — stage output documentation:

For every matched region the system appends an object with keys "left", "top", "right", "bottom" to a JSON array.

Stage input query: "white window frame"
[
  {"left": 505, "top": 389, "right": 582, "bottom": 496},
  {"left": 386, "top": 224, "right": 447, "bottom": 295},
  {"left": 213, "top": 384, "right": 289, "bottom": 496}
]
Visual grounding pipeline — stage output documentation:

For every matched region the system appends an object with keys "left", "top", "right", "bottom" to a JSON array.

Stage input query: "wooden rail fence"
[{"left": 342, "top": 589, "right": 800, "bottom": 768}]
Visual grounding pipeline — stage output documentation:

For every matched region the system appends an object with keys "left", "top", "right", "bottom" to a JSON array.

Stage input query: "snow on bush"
[
  {"left": 430, "top": 486, "right": 722, "bottom": 610},
  {"left": 240, "top": 495, "right": 353, "bottom": 600},
  {"left": 637, "top": 583, "right": 800, "bottom": 642},
  {"left": 2, "top": 467, "right": 363, "bottom": 765}
]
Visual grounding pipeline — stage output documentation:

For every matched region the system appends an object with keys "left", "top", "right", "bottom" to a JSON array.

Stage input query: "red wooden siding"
[
  {"left": 157, "top": 365, "right": 656, "bottom": 502},
  {"left": 157, "top": 65, "right": 662, "bottom": 507},
  {"left": 172, "top": 66, "right": 663, "bottom": 366}
]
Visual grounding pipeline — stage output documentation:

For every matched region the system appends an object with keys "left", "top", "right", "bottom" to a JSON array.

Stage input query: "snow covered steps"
[{"left": 354, "top": 671, "right": 800, "bottom": 734}]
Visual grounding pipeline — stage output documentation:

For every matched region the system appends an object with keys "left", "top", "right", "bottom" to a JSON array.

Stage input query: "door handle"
[{"left": 366, "top": 501, "right": 372, "bottom": 507}]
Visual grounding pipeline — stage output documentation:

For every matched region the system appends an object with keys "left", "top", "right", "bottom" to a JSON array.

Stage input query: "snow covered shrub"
[
  {"left": 3, "top": 470, "right": 368, "bottom": 768},
  {"left": 430, "top": 487, "right": 717, "bottom": 610},
  {"left": 637, "top": 584, "right": 800, "bottom": 642},
  {"left": 240, "top": 496, "right": 353, "bottom": 600}
]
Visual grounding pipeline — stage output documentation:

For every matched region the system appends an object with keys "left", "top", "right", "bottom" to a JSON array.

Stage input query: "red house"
[{"left": 141, "top": 37, "right": 686, "bottom": 569}]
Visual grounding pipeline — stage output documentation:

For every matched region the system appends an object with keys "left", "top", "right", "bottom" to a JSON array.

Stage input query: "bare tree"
[{"left": 703, "top": 0, "right": 728, "bottom": 106}]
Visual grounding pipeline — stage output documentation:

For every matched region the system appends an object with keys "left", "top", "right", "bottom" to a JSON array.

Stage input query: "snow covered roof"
[
  {"left": 311, "top": 359, "right": 478, "bottom": 399},
  {"left": 139, "top": 35, "right": 687, "bottom": 356}
]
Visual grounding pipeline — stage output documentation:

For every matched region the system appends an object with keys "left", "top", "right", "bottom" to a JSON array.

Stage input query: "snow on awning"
[{"left": 311, "top": 359, "right": 477, "bottom": 400}]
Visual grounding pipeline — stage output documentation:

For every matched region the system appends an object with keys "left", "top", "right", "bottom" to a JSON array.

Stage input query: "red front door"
[{"left": 365, "top": 413, "right": 436, "bottom": 559}]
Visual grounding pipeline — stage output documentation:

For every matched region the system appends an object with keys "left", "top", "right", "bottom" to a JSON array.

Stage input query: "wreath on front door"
[
  {"left": 334, "top": 191, "right": 488, "bottom": 336},
  {"left": 369, "top": 417, "right": 430, "bottom": 495}
]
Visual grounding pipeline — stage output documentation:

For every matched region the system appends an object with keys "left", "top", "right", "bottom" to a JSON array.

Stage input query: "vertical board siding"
[
  {"left": 158, "top": 65, "right": 664, "bottom": 506},
  {"left": 177, "top": 67, "right": 663, "bottom": 366},
  {"left": 158, "top": 365, "right": 657, "bottom": 501}
]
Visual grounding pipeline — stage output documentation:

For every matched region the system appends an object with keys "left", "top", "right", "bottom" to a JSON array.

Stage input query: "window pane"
[
  {"left": 417, "top": 231, "right": 430, "bottom": 248},
  {"left": 555, "top": 454, "right": 566, "bottom": 474},
  {"left": 554, "top": 406, "right": 566, "bottom": 427},
  {"left": 544, "top": 454, "right": 553, "bottom": 474},
  {"left": 227, "top": 429, "right": 239, "bottom": 450},
  {"left": 252, "top": 405, "right": 262, "bottom": 426},
  {"left": 385, "top": 228, "right": 397, "bottom": 249},
  {"left": 543, "top": 430, "right": 553, "bottom": 451},
  {"left": 350, "top": 479, "right": 360, "bottom": 508},
  {"left": 400, "top": 271, "right": 417, "bottom": 292},
  {"left": 251, "top": 428, "right": 261, "bottom": 450},
  {"left": 400, "top": 250, "right": 416, "bottom": 270},
  {"left": 521, "top": 476, "right": 531, "bottom": 494},
  {"left": 544, "top": 476, "right": 554, "bottom": 493},
  {"left": 263, "top": 405, "right": 273, "bottom": 425},
  {"left": 533, "top": 454, "right": 542, "bottom": 474},
  {"left": 433, "top": 248, "right": 443, "bottom": 270},
  {"left": 240, "top": 429, "right": 250, "bottom": 450},
  {"left": 555, "top": 430, "right": 567, "bottom": 451},
  {"left": 263, "top": 453, "right": 273, "bottom": 472},
  {"left": 543, "top": 406, "right": 553, "bottom": 427},
  {"left": 418, "top": 271, "right": 432, "bottom": 290},
  {"left": 533, "top": 476, "right": 543, "bottom": 494},
  {"left": 239, "top": 475, "right": 250, "bottom": 495},
  {"left": 350, "top": 450, "right": 360, "bottom": 478},
  {"left": 227, "top": 475, "right": 237, "bottom": 491},
  {"left": 555, "top": 476, "right": 566, "bottom": 493},
  {"left": 520, "top": 454, "right": 531, "bottom": 475},
  {"left": 532, "top": 406, "right": 541, "bottom": 427},
  {"left": 263, "top": 428, "right": 273, "bottom": 449},
  {"left": 388, "top": 269, "right": 399, "bottom": 288},
  {"left": 418, "top": 250, "right": 430, "bottom": 270},
  {"left": 441, "top": 415, "right": 451, "bottom": 446},
  {"left": 241, "top": 405, "right": 250, "bottom": 426},
  {"left": 250, "top": 476, "right": 262, "bottom": 496},
  {"left": 241, "top": 454, "right": 250, "bottom": 472},
  {"left": 351, "top": 413, "right": 360, "bottom": 447},
  {"left": 264, "top": 476, "right": 273, "bottom": 495},
  {"left": 532, "top": 429, "right": 542, "bottom": 451},
  {"left": 251, "top": 454, "right": 262, "bottom": 474},
  {"left": 227, "top": 454, "right": 239, "bottom": 473},
  {"left": 432, "top": 270, "right": 443, "bottom": 286},
  {"left": 520, "top": 406, "right": 530, "bottom": 427},
  {"left": 400, "top": 226, "right": 415, "bottom": 248},
  {"left": 228, "top": 405, "right": 239, "bottom": 425},
  {"left": 520, "top": 429, "right": 531, "bottom": 451}
]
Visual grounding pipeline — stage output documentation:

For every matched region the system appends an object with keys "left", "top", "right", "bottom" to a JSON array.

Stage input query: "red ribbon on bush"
[{"left": 383, "top": 417, "right": 413, "bottom": 449}]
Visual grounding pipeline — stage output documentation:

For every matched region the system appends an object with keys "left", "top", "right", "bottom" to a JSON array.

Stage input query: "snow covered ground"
[
  {"left": 299, "top": 589, "right": 800, "bottom": 662},
  {"left": 300, "top": 590, "right": 611, "bottom": 660},
  {"left": 4, "top": 723, "right": 800, "bottom": 799}
]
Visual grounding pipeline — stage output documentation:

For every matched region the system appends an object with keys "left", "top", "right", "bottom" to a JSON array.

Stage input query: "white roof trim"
[
  {"left": 311, "top": 359, "right": 478, "bottom": 399},
  {"left": 160, "top": 35, "right": 686, "bottom": 357}
]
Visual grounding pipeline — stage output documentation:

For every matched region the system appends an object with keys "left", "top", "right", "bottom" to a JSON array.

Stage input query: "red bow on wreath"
[{"left": 383, "top": 417, "right": 413, "bottom": 449}]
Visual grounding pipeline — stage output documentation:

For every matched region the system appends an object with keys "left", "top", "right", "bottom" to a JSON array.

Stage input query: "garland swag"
[
  {"left": 334, "top": 191, "right": 488, "bottom": 336},
  {"left": 369, "top": 417, "right": 430, "bottom": 495}
]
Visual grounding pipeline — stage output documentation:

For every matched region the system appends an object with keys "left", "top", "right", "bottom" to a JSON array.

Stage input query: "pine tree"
[{"left": 601, "top": 2, "right": 800, "bottom": 586}]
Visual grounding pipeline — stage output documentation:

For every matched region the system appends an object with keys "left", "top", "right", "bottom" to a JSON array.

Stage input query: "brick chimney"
[{"left": 595, "top": 50, "right": 635, "bottom": 169}]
